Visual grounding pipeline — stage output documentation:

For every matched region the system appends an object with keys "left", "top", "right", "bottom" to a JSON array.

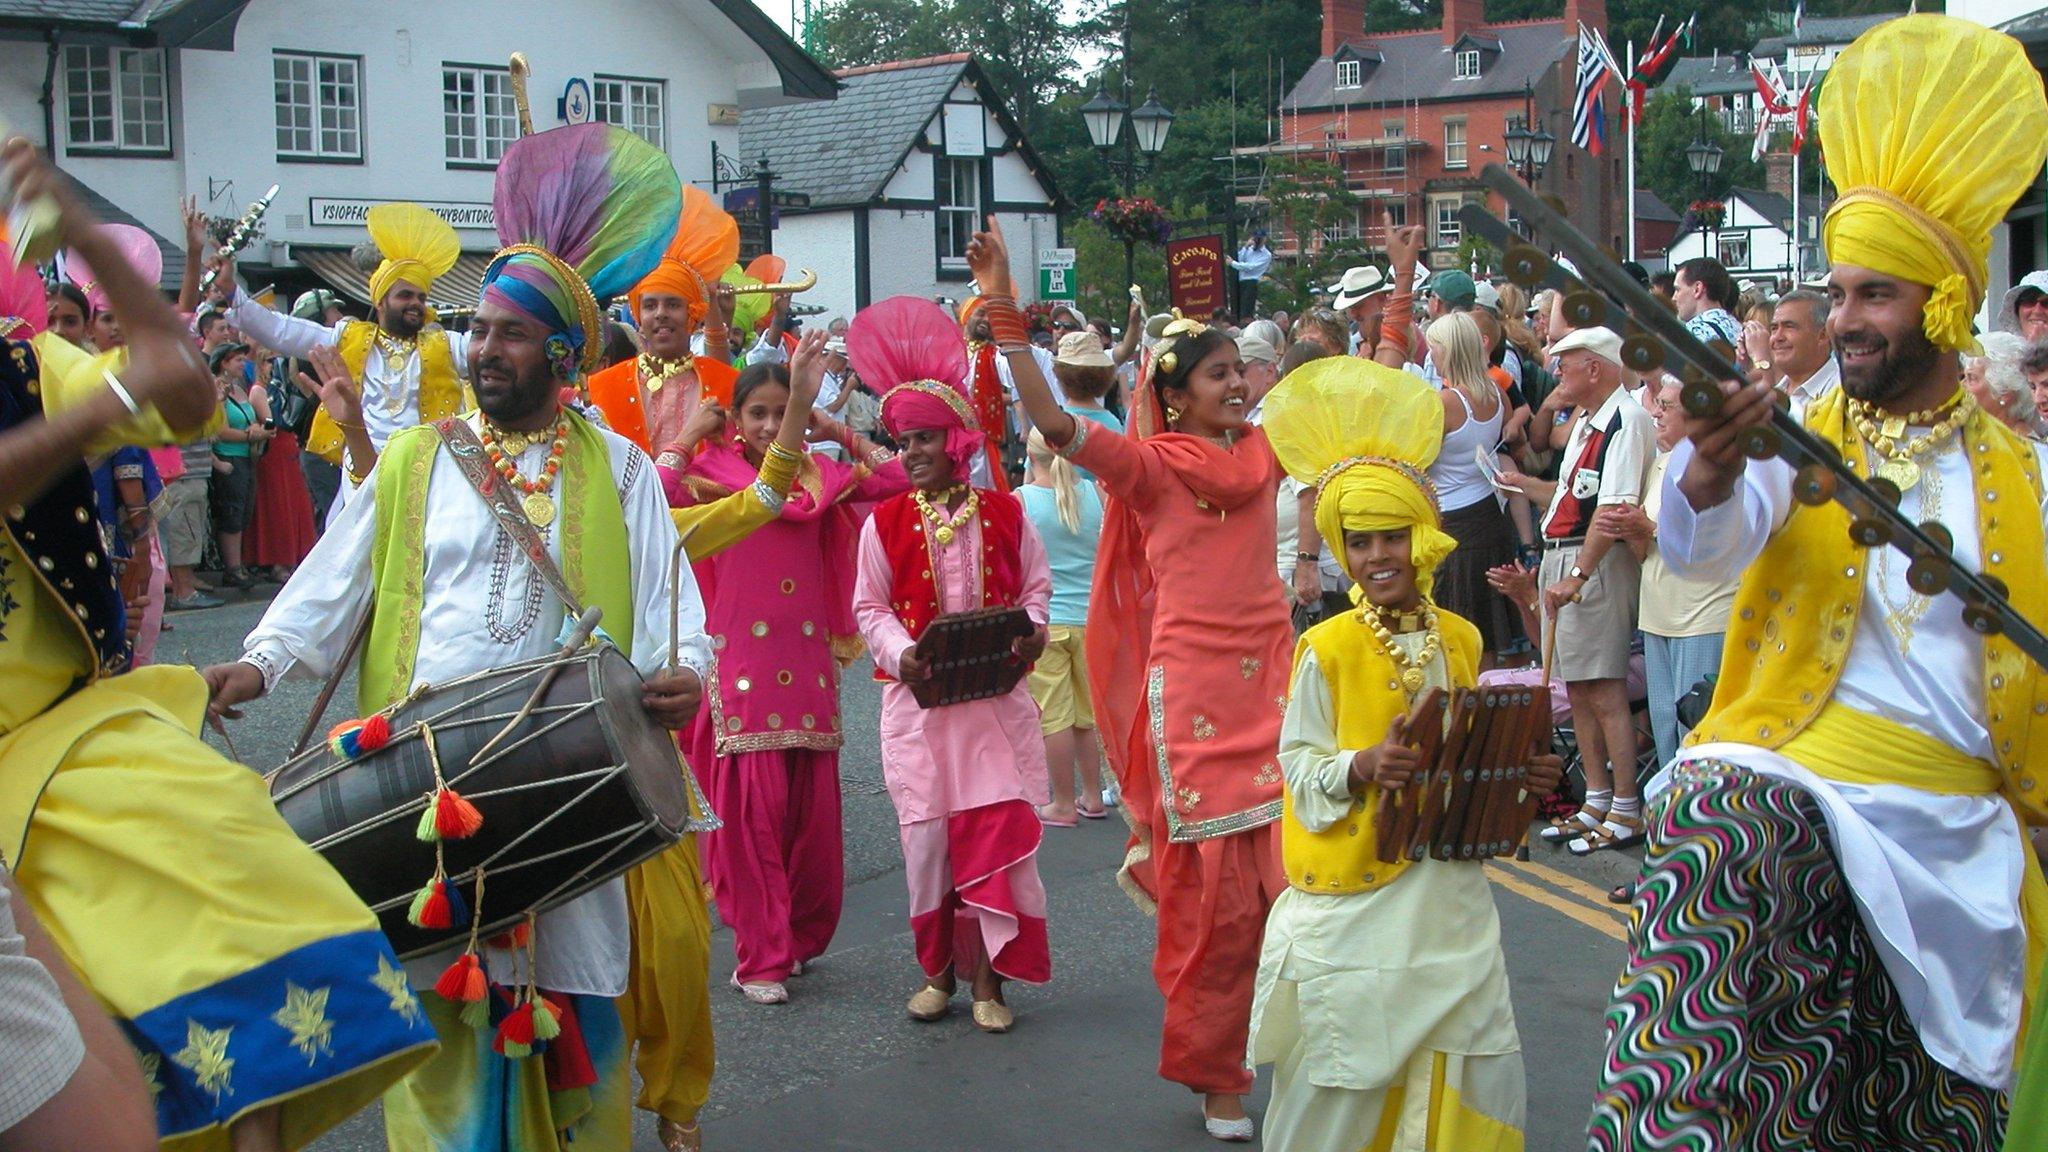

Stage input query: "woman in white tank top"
[{"left": 1424, "top": 312, "right": 1519, "bottom": 664}]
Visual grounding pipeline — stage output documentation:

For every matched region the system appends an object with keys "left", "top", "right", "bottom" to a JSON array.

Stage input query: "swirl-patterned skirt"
[{"left": 1586, "top": 760, "right": 2007, "bottom": 1151}]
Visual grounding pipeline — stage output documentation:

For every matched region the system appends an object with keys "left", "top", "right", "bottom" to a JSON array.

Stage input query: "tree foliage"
[{"left": 1634, "top": 88, "right": 1764, "bottom": 217}]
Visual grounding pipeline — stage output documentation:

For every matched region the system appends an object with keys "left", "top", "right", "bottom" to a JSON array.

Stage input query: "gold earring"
[{"left": 1165, "top": 406, "right": 1183, "bottom": 425}]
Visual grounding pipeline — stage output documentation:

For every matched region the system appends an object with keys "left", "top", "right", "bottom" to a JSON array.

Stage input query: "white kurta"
[
  {"left": 240, "top": 411, "right": 712, "bottom": 998},
  {"left": 1657, "top": 433, "right": 2048, "bottom": 1089},
  {"left": 229, "top": 290, "right": 473, "bottom": 451},
  {"left": 1250, "top": 642, "right": 1524, "bottom": 1150}
]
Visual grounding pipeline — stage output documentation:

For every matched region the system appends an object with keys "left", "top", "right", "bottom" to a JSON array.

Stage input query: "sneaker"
[
  {"left": 1101, "top": 784, "right": 1121, "bottom": 809},
  {"left": 166, "top": 593, "right": 224, "bottom": 611}
]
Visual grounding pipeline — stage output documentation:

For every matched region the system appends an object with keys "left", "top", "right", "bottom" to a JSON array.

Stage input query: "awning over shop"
[{"left": 292, "top": 246, "right": 495, "bottom": 314}]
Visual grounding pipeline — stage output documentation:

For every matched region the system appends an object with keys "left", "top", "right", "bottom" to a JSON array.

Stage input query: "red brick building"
[{"left": 1239, "top": 0, "right": 1627, "bottom": 272}]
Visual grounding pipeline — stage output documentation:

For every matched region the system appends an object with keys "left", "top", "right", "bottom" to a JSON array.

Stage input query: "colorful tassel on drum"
[
  {"left": 530, "top": 995, "right": 561, "bottom": 1043},
  {"left": 406, "top": 875, "right": 470, "bottom": 930},
  {"left": 327, "top": 714, "right": 392, "bottom": 759},
  {"left": 415, "top": 788, "right": 484, "bottom": 843},
  {"left": 487, "top": 922, "right": 531, "bottom": 951},
  {"left": 493, "top": 1000, "right": 536, "bottom": 1059},
  {"left": 434, "top": 952, "right": 488, "bottom": 1004}
]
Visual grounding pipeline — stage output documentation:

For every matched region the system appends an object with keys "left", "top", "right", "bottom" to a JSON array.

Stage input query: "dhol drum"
[{"left": 268, "top": 642, "right": 713, "bottom": 958}]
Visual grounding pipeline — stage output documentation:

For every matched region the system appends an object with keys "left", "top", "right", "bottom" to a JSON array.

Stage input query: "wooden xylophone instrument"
[
  {"left": 1374, "top": 685, "right": 1554, "bottom": 864},
  {"left": 909, "top": 606, "right": 1035, "bottom": 709}
]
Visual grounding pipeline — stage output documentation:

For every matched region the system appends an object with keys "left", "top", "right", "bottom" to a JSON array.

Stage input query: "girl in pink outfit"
[
  {"left": 662, "top": 359, "right": 907, "bottom": 1004},
  {"left": 848, "top": 297, "right": 1055, "bottom": 1033}
]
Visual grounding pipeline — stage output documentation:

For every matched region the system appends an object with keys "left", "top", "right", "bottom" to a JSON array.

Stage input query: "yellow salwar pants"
[{"left": 618, "top": 834, "right": 716, "bottom": 1126}]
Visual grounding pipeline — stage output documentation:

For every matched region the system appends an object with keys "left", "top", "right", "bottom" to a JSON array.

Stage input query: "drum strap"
[{"left": 433, "top": 417, "right": 588, "bottom": 618}]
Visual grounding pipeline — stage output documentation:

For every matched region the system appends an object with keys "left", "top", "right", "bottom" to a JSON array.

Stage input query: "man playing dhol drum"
[{"left": 203, "top": 121, "right": 710, "bottom": 1152}]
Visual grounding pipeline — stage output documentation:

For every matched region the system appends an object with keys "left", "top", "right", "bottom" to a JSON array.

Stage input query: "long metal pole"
[
  {"left": 1625, "top": 40, "right": 1638, "bottom": 263},
  {"left": 1122, "top": 2, "right": 1136, "bottom": 287}
]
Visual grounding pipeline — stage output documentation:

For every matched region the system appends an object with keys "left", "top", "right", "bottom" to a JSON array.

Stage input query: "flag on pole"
[
  {"left": 1626, "top": 13, "right": 1695, "bottom": 124},
  {"left": 1572, "top": 23, "right": 1618, "bottom": 155},
  {"left": 1748, "top": 56, "right": 1817, "bottom": 159}
]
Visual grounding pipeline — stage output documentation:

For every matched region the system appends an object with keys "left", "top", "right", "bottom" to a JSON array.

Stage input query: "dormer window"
[
  {"left": 1336, "top": 59, "right": 1362, "bottom": 89},
  {"left": 1455, "top": 49, "right": 1482, "bottom": 79}
]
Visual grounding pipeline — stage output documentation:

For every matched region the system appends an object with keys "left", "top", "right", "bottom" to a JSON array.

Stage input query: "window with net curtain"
[{"left": 937, "top": 157, "right": 980, "bottom": 269}]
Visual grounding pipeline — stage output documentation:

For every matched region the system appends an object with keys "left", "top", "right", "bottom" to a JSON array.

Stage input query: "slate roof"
[
  {"left": 1283, "top": 22, "right": 1574, "bottom": 112},
  {"left": 1635, "top": 189, "right": 1679, "bottom": 224},
  {"left": 0, "top": 0, "right": 246, "bottom": 48},
  {"left": 70, "top": 179, "right": 183, "bottom": 289},
  {"left": 1752, "top": 13, "right": 1902, "bottom": 58},
  {"left": 738, "top": 53, "right": 1057, "bottom": 212},
  {"left": 1658, "top": 55, "right": 1757, "bottom": 98}
]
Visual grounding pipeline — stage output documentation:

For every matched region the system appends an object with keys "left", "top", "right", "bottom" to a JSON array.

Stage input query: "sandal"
[
  {"left": 1608, "top": 882, "right": 1635, "bottom": 905},
  {"left": 1077, "top": 802, "right": 1108, "bottom": 820},
  {"left": 659, "top": 1119, "right": 702, "bottom": 1151},
  {"left": 1568, "top": 814, "right": 1646, "bottom": 856},
  {"left": 1539, "top": 804, "right": 1608, "bottom": 844},
  {"left": 728, "top": 973, "right": 789, "bottom": 1004}
]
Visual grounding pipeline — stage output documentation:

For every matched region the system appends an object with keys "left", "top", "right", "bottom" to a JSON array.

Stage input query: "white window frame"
[
  {"left": 274, "top": 51, "right": 362, "bottom": 162},
  {"left": 1455, "top": 49, "right": 1482, "bottom": 79},
  {"left": 63, "top": 45, "right": 168, "bottom": 153},
  {"left": 1383, "top": 120, "right": 1406, "bottom": 174},
  {"left": 1443, "top": 120, "right": 1467, "bottom": 169},
  {"left": 936, "top": 156, "right": 981, "bottom": 270},
  {"left": 442, "top": 63, "right": 518, "bottom": 167},
  {"left": 593, "top": 75, "right": 666, "bottom": 150},
  {"left": 1718, "top": 233, "right": 1751, "bottom": 270},
  {"left": 1434, "top": 197, "right": 1463, "bottom": 247},
  {"left": 1335, "top": 59, "right": 1362, "bottom": 89}
]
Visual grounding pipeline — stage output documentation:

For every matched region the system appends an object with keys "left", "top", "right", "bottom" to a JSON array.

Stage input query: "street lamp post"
[
  {"left": 1081, "top": 9, "right": 1173, "bottom": 286},
  {"left": 1501, "top": 80, "right": 1556, "bottom": 189},
  {"left": 1685, "top": 106, "right": 1725, "bottom": 266}
]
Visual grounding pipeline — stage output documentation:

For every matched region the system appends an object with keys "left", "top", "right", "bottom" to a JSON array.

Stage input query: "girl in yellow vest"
[{"left": 1249, "top": 356, "right": 1562, "bottom": 1152}]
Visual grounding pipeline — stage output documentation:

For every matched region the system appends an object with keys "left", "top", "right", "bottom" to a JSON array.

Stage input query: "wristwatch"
[
  {"left": 1296, "top": 551, "right": 1317, "bottom": 564},
  {"left": 1569, "top": 564, "right": 1589, "bottom": 581},
  {"left": 1753, "top": 359, "right": 1772, "bottom": 373}
]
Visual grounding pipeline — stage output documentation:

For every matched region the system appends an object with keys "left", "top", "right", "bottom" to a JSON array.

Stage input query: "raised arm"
[
  {"left": 176, "top": 196, "right": 207, "bottom": 315},
  {"left": 966, "top": 215, "right": 1077, "bottom": 447},
  {"left": 215, "top": 251, "right": 338, "bottom": 358}
]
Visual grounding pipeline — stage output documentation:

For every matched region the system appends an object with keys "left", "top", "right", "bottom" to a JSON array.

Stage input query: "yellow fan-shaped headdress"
[
  {"left": 366, "top": 202, "right": 461, "bottom": 306},
  {"left": 1820, "top": 14, "right": 2048, "bottom": 353},
  {"left": 1261, "top": 356, "right": 1456, "bottom": 593}
]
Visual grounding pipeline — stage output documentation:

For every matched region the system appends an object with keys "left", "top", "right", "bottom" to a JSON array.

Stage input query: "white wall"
[
  {"left": 861, "top": 206, "right": 1053, "bottom": 309},
  {"left": 771, "top": 210, "right": 858, "bottom": 321},
  {"left": 1951, "top": 0, "right": 2045, "bottom": 26},
  {"left": 17, "top": 0, "right": 805, "bottom": 262},
  {"left": 1663, "top": 196, "right": 1798, "bottom": 283}
]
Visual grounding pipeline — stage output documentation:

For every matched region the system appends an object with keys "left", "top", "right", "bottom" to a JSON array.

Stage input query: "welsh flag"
[{"left": 1626, "top": 13, "right": 1695, "bottom": 125}]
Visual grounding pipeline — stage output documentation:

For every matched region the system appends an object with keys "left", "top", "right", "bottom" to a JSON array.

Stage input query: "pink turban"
[{"left": 846, "top": 296, "right": 982, "bottom": 475}]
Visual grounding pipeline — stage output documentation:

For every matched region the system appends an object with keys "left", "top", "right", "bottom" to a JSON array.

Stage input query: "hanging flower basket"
[
  {"left": 1092, "top": 197, "right": 1173, "bottom": 246},
  {"left": 1688, "top": 199, "right": 1726, "bottom": 230}
]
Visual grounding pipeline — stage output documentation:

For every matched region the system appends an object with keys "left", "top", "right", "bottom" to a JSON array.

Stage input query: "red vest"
[{"left": 872, "top": 488, "right": 1024, "bottom": 682}]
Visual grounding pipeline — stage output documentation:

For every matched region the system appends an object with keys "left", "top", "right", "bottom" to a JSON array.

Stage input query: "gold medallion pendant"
[
  {"left": 934, "top": 525, "right": 956, "bottom": 546},
  {"left": 1400, "top": 667, "right": 1426, "bottom": 695},
  {"left": 1875, "top": 457, "right": 1922, "bottom": 494},
  {"left": 523, "top": 492, "right": 556, "bottom": 528}
]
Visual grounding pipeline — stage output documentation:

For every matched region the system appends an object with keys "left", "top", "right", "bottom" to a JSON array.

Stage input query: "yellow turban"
[
  {"left": 1260, "top": 357, "right": 1457, "bottom": 595},
  {"left": 366, "top": 203, "right": 460, "bottom": 308},
  {"left": 1820, "top": 15, "right": 2048, "bottom": 353}
]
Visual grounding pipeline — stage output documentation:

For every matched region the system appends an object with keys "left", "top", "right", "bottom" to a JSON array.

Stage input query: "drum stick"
[
  {"left": 1540, "top": 603, "right": 1559, "bottom": 689},
  {"left": 209, "top": 713, "right": 242, "bottom": 764},
  {"left": 667, "top": 525, "right": 701, "bottom": 675},
  {"left": 291, "top": 611, "right": 373, "bottom": 758}
]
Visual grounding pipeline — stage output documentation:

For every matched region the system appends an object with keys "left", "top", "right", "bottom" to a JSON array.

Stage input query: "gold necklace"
[
  {"left": 373, "top": 329, "right": 419, "bottom": 360},
  {"left": 480, "top": 412, "right": 571, "bottom": 528},
  {"left": 912, "top": 486, "right": 978, "bottom": 546},
  {"left": 1846, "top": 391, "right": 1973, "bottom": 493},
  {"left": 636, "top": 351, "right": 694, "bottom": 392},
  {"left": 1361, "top": 599, "right": 1442, "bottom": 697}
]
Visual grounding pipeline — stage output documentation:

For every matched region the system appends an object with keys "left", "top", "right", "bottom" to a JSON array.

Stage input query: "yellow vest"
[
  {"left": 1283, "top": 608, "right": 1482, "bottom": 895},
  {"left": 304, "top": 319, "right": 466, "bottom": 466},
  {"left": 1690, "top": 390, "right": 2048, "bottom": 824}
]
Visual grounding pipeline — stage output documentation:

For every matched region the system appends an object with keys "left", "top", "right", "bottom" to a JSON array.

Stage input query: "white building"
[
  {"left": 736, "top": 53, "right": 1062, "bottom": 322},
  {"left": 1663, "top": 186, "right": 1816, "bottom": 289},
  {"left": 1660, "top": 13, "right": 1904, "bottom": 139},
  {"left": 0, "top": 0, "right": 835, "bottom": 305}
]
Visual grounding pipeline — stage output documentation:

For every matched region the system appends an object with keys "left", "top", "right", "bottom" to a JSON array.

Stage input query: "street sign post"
[{"left": 1037, "top": 247, "right": 1077, "bottom": 301}]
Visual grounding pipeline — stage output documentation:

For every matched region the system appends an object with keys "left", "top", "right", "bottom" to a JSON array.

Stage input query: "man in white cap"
[
  {"left": 1328, "top": 266, "right": 1392, "bottom": 358},
  {"left": 1527, "top": 326, "right": 1655, "bottom": 858}
]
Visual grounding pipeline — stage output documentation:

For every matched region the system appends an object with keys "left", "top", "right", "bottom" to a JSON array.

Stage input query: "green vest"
[{"left": 360, "top": 411, "right": 634, "bottom": 713}]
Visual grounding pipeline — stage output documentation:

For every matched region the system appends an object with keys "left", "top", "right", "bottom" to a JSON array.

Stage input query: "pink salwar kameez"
[
  {"left": 665, "top": 443, "right": 905, "bottom": 984},
  {"left": 853, "top": 504, "right": 1055, "bottom": 984}
]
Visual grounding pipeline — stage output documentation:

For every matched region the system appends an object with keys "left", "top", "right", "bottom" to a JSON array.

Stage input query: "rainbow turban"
[
  {"left": 1260, "top": 356, "right": 1456, "bottom": 595},
  {"left": 480, "top": 122, "right": 682, "bottom": 378},
  {"left": 1820, "top": 15, "right": 2048, "bottom": 354},
  {"left": 847, "top": 296, "right": 981, "bottom": 475},
  {"left": 366, "top": 203, "right": 460, "bottom": 307}
]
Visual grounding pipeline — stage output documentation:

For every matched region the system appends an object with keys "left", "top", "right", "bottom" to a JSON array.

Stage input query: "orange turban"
[
  {"left": 628, "top": 185, "right": 739, "bottom": 327},
  {"left": 957, "top": 294, "right": 986, "bottom": 329}
]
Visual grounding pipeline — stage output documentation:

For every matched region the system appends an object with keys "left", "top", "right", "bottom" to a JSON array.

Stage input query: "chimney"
[
  {"left": 1323, "top": 0, "right": 1365, "bottom": 56},
  {"left": 1763, "top": 154, "right": 1794, "bottom": 199},
  {"left": 1443, "top": 0, "right": 1484, "bottom": 46},
  {"left": 1563, "top": 0, "right": 1608, "bottom": 37}
]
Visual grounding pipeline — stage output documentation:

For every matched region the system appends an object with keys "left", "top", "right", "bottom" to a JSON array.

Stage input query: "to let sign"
[
  {"left": 1037, "top": 247, "right": 1076, "bottom": 301},
  {"left": 1167, "top": 235, "right": 1225, "bottom": 317}
]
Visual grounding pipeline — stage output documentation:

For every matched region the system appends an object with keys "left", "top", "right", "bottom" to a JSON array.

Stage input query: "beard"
[
  {"left": 1836, "top": 323, "right": 1940, "bottom": 405},
  {"left": 381, "top": 306, "right": 426, "bottom": 339},
  {"left": 472, "top": 353, "right": 559, "bottom": 427}
]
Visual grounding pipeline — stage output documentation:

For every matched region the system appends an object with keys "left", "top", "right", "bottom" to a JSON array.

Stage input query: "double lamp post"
[{"left": 1080, "top": 21, "right": 1174, "bottom": 288}]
